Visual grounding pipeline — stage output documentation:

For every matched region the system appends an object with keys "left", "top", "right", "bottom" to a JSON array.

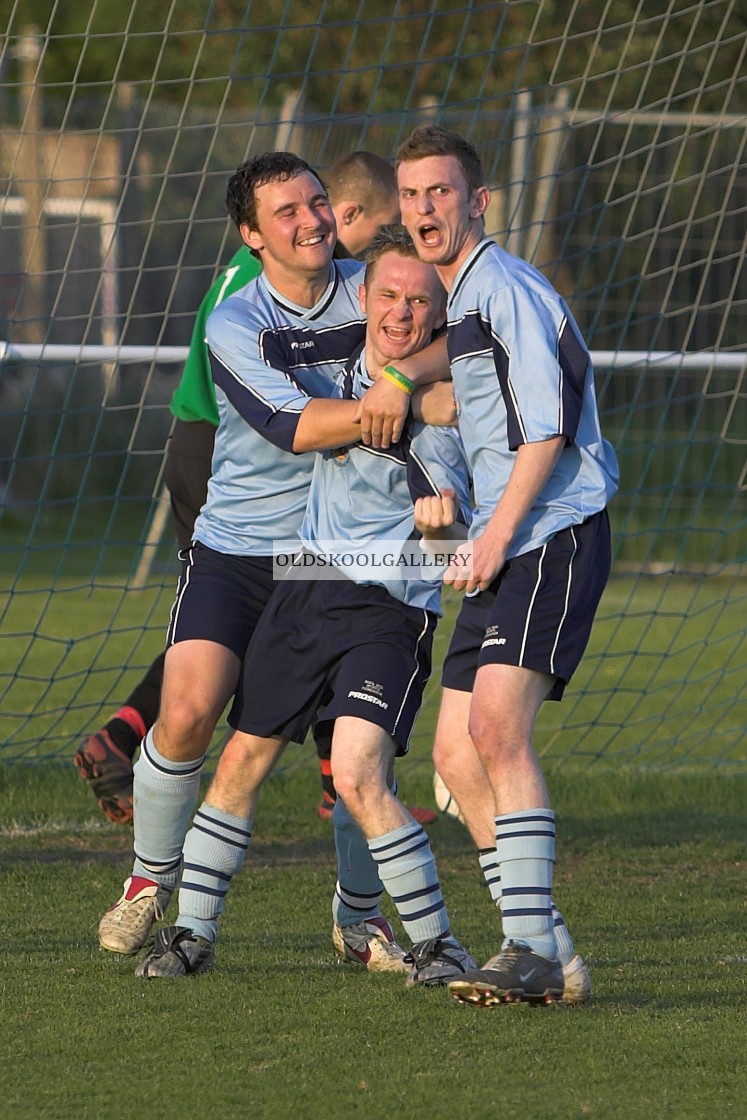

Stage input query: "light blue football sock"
[
  {"left": 478, "top": 845, "right": 575, "bottom": 966},
  {"left": 552, "top": 904, "right": 576, "bottom": 967},
  {"left": 494, "top": 809, "right": 557, "bottom": 960},
  {"left": 332, "top": 794, "right": 384, "bottom": 927},
  {"left": 368, "top": 819, "right": 449, "bottom": 945},
  {"left": 478, "top": 848, "right": 502, "bottom": 904},
  {"left": 176, "top": 802, "right": 252, "bottom": 943},
  {"left": 131, "top": 729, "right": 205, "bottom": 890}
]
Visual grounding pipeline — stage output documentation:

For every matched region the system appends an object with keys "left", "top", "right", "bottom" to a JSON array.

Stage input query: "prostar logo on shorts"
[
  {"left": 347, "top": 683, "right": 389, "bottom": 709},
  {"left": 481, "top": 624, "right": 506, "bottom": 649}
]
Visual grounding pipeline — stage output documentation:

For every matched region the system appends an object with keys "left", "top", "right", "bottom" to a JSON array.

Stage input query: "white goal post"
[{"left": 2, "top": 344, "right": 743, "bottom": 589}]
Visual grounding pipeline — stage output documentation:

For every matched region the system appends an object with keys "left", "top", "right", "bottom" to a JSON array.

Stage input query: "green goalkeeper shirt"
[{"left": 169, "top": 245, "right": 262, "bottom": 426}]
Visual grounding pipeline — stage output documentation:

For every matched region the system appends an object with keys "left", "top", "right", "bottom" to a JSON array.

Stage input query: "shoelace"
[
  {"left": 404, "top": 935, "right": 465, "bottom": 973},
  {"left": 497, "top": 941, "right": 524, "bottom": 961},
  {"left": 113, "top": 886, "right": 167, "bottom": 925},
  {"left": 482, "top": 942, "right": 551, "bottom": 973},
  {"left": 142, "top": 927, "right": 208, "bottom": 976},
  {"left": 344, "top": 924, "right": 403, "bottom": 959},
  {"left": 154, "top": 927, "right": 193, "bottom": 955},
  {"left": 403, "top": 937, "right": 440, "bottom": 967}
]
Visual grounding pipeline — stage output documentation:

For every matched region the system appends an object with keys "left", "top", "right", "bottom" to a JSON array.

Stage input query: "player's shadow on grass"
[
  {"left": 572, "top": 989, "right": 747, "bottom": 1012},
  {"left": 2, "top": 833, "right": 338, "bottom": 870},
  {"left": 4, "top": 845, "right": 135, "bottom": 867}
]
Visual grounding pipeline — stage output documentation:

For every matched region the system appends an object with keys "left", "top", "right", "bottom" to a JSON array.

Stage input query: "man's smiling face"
[{"left": 243, "top": 170, "right": 336, "bottom": 280}]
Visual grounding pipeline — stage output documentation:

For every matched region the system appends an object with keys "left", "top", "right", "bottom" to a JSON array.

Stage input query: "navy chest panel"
[
  {"left": 447, "top": 310, "right": 492, "bottom": 365},
  {"left": 260, "top": 321, "right": 366, "bottom": 373},
  {"left": 448, "top": 310, "right": 522, "bottom": 446}
]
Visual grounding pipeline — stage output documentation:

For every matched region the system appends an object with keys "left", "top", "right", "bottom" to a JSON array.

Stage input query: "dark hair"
[
  {"left": 395, "top": 125, "right": 485, "bottom": 193},
  {"left": 226, "top": 151, "right": 325, "bottom": 235}
]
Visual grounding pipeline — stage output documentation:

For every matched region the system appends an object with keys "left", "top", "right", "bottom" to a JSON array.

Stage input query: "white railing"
[{"left": 1, "top": 345, "right": 745, "bottom": 369}]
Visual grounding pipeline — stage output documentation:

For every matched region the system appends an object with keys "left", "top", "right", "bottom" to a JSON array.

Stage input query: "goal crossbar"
[{"left": 1, "top": 344, "right": 745, "bottom": 370}]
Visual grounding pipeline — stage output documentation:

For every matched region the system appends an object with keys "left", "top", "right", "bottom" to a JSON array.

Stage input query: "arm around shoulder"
[{"left": 291, "top": 398, "right": 361, "bottom": 453}]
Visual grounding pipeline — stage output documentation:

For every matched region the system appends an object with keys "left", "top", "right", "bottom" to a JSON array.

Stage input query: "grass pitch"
[
  {"left": 2, "top": 552, "right": 745, "bottom": 1118},
  {"left": 1, "top": 763, "right": 746, "bottom": 1120},
  {"left": 4, "top": 574, "right": 746, "bottom": 770}
]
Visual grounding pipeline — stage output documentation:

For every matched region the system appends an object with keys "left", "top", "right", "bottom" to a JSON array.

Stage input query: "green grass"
[
  {"left": 1, "top": 578, "right": 177, "bottom": 758},
  {"left": 1, "top": 764, "right": 746, "bottom": 1120},
  {"left": 0, "top": 502, "right": 173, "bottom": 580},
  {"left": 2, "top": 543, "right": 745, "bottom": 1116},
  {"left": 2, "top": 574, "right": 745, "bottom": 771}
]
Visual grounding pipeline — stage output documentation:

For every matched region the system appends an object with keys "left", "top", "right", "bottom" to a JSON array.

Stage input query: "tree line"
[{"left": 4, "top": 1, "right": 745, "bottom": 121}]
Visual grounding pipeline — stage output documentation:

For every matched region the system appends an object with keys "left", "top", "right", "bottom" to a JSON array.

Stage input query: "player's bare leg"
[
  {"left": 448, "top": 664, "right": 569, "bottom": 1006},
  {"left": 98, "top": 640, "right": 240, "bottom": 955},
  {"left": 129, "top": 639, "right": 241, "bottom": 884},
  {"left": 432, "top": 687, "right": 497, "bottom": 849},
  {"left": 468, "top": 662, "right": 553, "bottom": 813},
  {"left": 331, "top": 716, "right": 476, "bottom": 986},
  {"left": 154, "top": 640, "right": 241, "bottom": 762},
  {"left": 330, "top": 716, "right": 407, "bottom": 837},
  {"left": 202, "top": 729, "right": 288, "bottom": 818},
  {"left": 326, "top": 719, "right": 410, "bottom": 972}
]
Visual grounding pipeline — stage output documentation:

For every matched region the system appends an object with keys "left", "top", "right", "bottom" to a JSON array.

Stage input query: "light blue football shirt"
[
  {"left": 447, "top": 238, "right": 619, "bottom": 556},
  {"left": 299, "top": 349, "right": 472, "bottom": 614},
  {"left": 195, "top": 259, "right": 365, "bottom": 555}
]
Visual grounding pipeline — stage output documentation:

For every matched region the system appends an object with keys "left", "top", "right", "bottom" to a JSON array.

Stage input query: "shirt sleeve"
[
  {"left": 206, "top": 298, "right": 318, "bottom": 454},
  {"left": 488, "top": 285, "right": 589, "bottom": 450}
]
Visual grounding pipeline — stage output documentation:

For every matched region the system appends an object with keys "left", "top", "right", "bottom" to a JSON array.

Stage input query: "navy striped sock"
[
  {"left": 368, "top": 820, "right": 449, "bottom": 944},
  {"left": 479, "top": 845, "right": 575, "bottom": 965},
  {"left": 495, "top": 809, "right": 556, "bottom": 959},
  {"left": 176, "top": 802, "right": 252, "bottom": 943}
]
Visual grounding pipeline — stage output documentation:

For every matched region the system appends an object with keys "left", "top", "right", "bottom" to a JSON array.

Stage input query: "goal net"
[{"left": 1, "top": 2, "right": 745, "bottom": 772}]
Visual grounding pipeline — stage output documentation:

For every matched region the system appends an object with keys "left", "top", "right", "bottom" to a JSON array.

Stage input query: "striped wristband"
[{"left": 381, "top": 364, "right": 415, "bottom": 396}]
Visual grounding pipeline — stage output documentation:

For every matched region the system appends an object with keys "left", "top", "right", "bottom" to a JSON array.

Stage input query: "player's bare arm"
[
  {"left": 410, "top": 380, "right": 457, "bottom": 426},
  {"left": 446, "top": 436, "right": 565, "bottom": 593},
  {"left": 291, "top": 398, "right": 361, "bottom": 452},
  {"left": 292, "top": 379, "right": 455, "bottom": 453},
  {"left": 352, "top": 334, "right": 449, "bottom": 447},
  {"left": 392, "top": 332, "right": 449, "bottom": 387}
]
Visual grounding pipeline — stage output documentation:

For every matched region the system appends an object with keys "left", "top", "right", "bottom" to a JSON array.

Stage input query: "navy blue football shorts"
[
  {"left": 442, "top": 509, "right": 611, "bottom": 700},
  {"left": 228, "top": 574, "right": 437, "bottom": 755},
  {"left": 166, "top": 541, "right": 276, "bottom": 660}
]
